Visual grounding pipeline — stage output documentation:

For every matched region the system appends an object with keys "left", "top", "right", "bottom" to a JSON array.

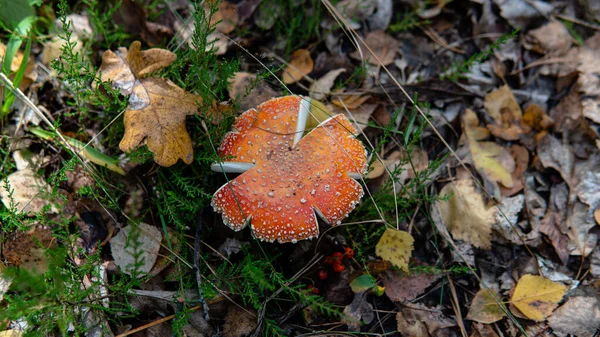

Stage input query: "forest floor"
[{"left": 1, "top": 0, "right": 600, "bottom": 336}]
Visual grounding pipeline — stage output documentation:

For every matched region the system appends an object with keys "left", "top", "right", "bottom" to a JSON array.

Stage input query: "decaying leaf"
[
  {"left": 349, "top": 30, "right": 399, "bottom": 66},
  {"left": 375, "top": 227, "right": 414, "bottom": 272},
  {"left": 463, "top": 109, "right": 515, "bottom": 188},
  {"left": 511, "top": 274, "right": 567, "bottom": 321},
  {"left": 548, "top": 296, "right": 600, "bottom": 337},
  {"left": 109, "top": 222, "right": 162, "bottom": 276},
  {"left": 211, "top": 96, "right": 368, "bottom": 243},
  {"left": 99, "top": 41, "right": 217, "bottom": 166},
  {"left": 466, "top": 289, "right": 506, "bottom": 324},
  {"left": 3, "top": 226, "right": 56, "bottom": 274},
  {"left": 483, "top": 85, "right": 528, "bottom": 140},
  {"left": 223, "top": 305, "right": 257, "bottom": 337},
  {"left": 0, "top": 263, "right": 11, "bottom": 302},
  {"left": 492, "top": 194, "right": 526, "bottom": 244},
  {"left": 208, "top": 1, "right": 239, "bottom": 34},
  {"left": 382, "top": 269, "right": 440, "bottom": 302},
  {"left": 0, "top": 169, "right": 58, "bottom": 215},
  {"left": 500, "top": 145, "right": 528, "bottom": 197},
  {"left": 228, "top": 71, "right": 281, "bottom": 111},
  {"left": 343, "top": 292, "right": 374, "bottom": 331},
  {"left": 282, "top": 49, "right": 314, "bottom": 84},
  {"left": 523, "top": 20, "right": 574, "bottom": 56},
  {"left": 438, "top": 179, "right": 496, "bottom": 249},
  {"left": 396, "top": 304, "right": 456, "bottom": 337}
]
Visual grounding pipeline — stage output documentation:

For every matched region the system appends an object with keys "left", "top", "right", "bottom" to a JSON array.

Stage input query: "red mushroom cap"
[{"left": 211, "top": 96, "right": 368, "bottom": 243}]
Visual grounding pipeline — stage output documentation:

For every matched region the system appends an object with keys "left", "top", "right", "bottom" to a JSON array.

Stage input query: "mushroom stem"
[{"left": 211, "top": 162, "right": 255, "bottom": 173}]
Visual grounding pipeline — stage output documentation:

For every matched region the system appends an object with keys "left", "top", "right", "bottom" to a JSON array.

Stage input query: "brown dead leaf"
[
  {"left": 548, "top": 296, "right": 600, "bottom": 336},
  {"left": 438, "top": 179, "right": 496, "bottom": 249},
  {"left": 208, "top": 1, "right": 239, "bottom": 34},
  {"left": 99, "top": 41, "right": 176, "bottom": 95},
  {"left": 332, "top": 94, "right": 371, "bottom": 110},
  {"left": 350, "top": 30, "right": 399, "bottom": 66},
  {"left": 463, "top": 109, "right": 515, "bottom": 188},
  {"left": 382, "top": 269, "right": 440, "bottom": 302},
  {"left": 119, "top": 78, "right": 205, "bottom": 166},
  {"left": 329, "top": 102, "right": 377, "bottom": 131},
  {"left": 0, "top": 169, "right": 58, "bottom": 215},
  {"left": 524, "top": 20, "right": 574, "bottom": 56},
  {"left": 113, "top": 0, "right": 172, "bottom": 46},
  {"left": 484, "top": 85, "right": 527, "bottom": 141},
  {"left": 4, "top": 226, "right": 56, "bottom": 274},
  {"left": 99, "top": 42, "right": 217, "bottom": 166},
  {"left": 540, "top": 211, "right": 569, "bottom": 264},
  {"left": 282, "top": 49, "right": 314, "bottom": 84},
  {"left": 309, "top": 68, "right": 346, "bottom": 100},
  {"left": 522, "top": 104, "right": 554, "bottom": 132},
  {"left": 228, "top": 72, "right": 280, "bottom": 111},
  {"left": 595, "top": 208, "right": 600, "bottom": 225},
  {"left": 223, "top": 305, "right": 257, "bottom": 337},
  {"left": 466, "top": 289, "right": 506, "bottom": 324},
  {"left": 396, "top": 304, "right": 456, "bottom": 337},
  {"left": 500, "top": 145, "right": 528, "bottom": 197},
  {"left": 470, "top": 322, "right": 500, "bottom": 337}
]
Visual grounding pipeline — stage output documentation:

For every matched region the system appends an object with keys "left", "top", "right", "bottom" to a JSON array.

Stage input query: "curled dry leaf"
[
  {"left": 466, "top": 289, "right": 506, "bottom": 324},
  {"left": 211, "top": 96, "right": 368, "bottom": 243},
  {"left": 463, "top": 108, "right": 515, "bottom": 188},
  {"left": 375, "top": 228, "right": 414, "bottom": 272},
  {"left": 510, "top": 274, "right": 567, "bottom": 321},
  {"left": 282, "top": 49, "right": 314, "bottom": 84},
  {"left": 438, "top": 179, "right": 496, "bottom": 249},
  {"left": 99, "top": 41, "right": 218, "bottom": 166},
  {"left": 349, "top": 30, "right": 399, "bottom": 66}
]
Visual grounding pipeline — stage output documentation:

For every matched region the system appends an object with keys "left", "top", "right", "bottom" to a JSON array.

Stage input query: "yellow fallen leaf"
[
  {"left": 0, "top": 330, "right": 22, "bottom": 337},
  {"left": 375, "top": 228, "right": 414, "bottom": 272},
  {"left": 438, "top": 179, "right": 496, "bottom": 249},
  {"left": 282, "top": 49, "right": 313, "bottom": 84},
  {"left": 511, "top": 274, "right": 567, "bottom": 321},
  {"left": 463, "top": 109, "right": 514, "bottom": 188},
  {"left": 466, "top": 289, "right": 506, "bottom": 324}
]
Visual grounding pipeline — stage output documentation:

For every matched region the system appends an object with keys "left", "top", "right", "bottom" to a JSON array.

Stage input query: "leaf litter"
[{"left": 3, "top": 0, "right": 600, "bottom": 335}]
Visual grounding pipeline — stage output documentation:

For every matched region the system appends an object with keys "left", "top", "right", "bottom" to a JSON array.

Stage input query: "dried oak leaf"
[
  {"left": 463, "top": 109, "right": 515, "bottom": 188},
  {"left": 99, "top": 41, "right": 213, "bottom": 167},
  {"left": 510, "top": 274, "right": 567, "bottom": 321},
  {"left": 211, "top": 96, "right": 368, "bottom": 243}
]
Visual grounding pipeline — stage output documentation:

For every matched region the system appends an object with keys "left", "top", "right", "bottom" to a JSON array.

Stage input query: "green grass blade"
[
  {"left": 29, "top": 126, "right": 126, "bottom": 175},
  {"left": 2, "top": 34, "right": 31, "bottom": 114}
]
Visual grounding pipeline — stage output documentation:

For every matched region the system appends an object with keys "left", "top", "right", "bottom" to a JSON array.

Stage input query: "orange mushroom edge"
[{"left": 210, "top": 96, "right": 368, "bottom": 243}]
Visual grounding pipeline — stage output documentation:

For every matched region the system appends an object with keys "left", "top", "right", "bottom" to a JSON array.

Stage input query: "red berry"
[
  {"left": 344, "top": 247, "right": 355, "bottom": 259},
  {"left": 324, "top": 256, "right": 334, "bottom": 265},
  {"left": 333, "top": 252, "right": 344, "bottom": 260},
  {"left": 318, "top": 269, "right": 328, "bottom": 280},
  {"left": 306, "top": 284, "right": 319, "bottom": 294},
  {"left": 333, "top": 261, "right": 345, "bottom": 273}
]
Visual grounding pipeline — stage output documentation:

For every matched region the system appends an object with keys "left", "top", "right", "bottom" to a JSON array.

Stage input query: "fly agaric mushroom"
[{"left": 211, "top": 96, "right": 368, "bottom": 243}]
